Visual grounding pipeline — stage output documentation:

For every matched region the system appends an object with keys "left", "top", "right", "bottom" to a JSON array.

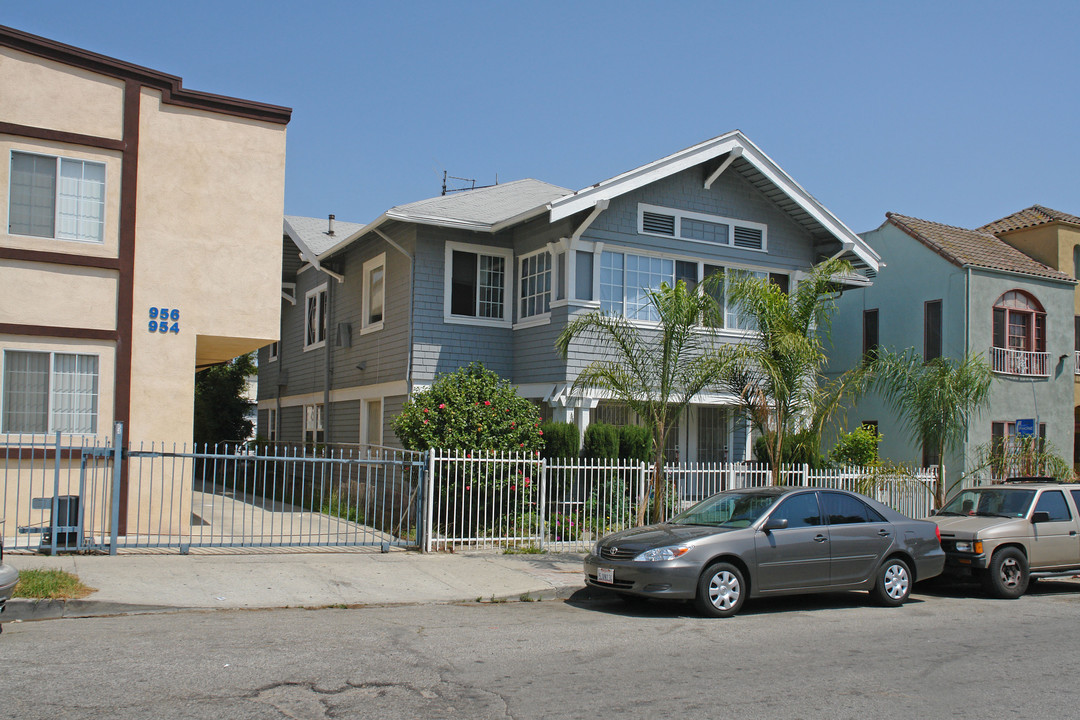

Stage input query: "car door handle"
[
  {"left": 1071, "top": 531, "right": 1077, "bottom": 536},
  {"left": 814, "top": 534, "right": 828, "bottom": 543},
  {"left": 878, "top": 529, "right": 891, "bottom": 537}
]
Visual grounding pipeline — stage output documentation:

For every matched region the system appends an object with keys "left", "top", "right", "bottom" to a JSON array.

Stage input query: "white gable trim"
[{"left": 548, "top": 131, "right": 881, "bottom": 272}]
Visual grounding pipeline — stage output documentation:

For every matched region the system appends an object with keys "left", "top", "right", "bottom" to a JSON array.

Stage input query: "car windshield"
[
  {"left": 938, "top": 488, "right": 1036, "bottom": 518},
  {"left": 669, "top": 492, "right": 779, "bottom": 528}
]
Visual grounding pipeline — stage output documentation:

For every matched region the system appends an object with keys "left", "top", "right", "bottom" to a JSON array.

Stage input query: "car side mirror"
[
  {"left": 1031, "top": 511, "right": 1051, "bottom": 524},
  {"left": 929, "top": 508, "right": 938, "bottom": 516},
  {"left": 763, "top": 517, "right": 788, "bottom": 532}
]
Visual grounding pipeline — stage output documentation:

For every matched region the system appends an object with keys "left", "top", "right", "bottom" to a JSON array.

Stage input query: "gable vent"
[
  {"left": 733, "top": 226, "right": 764, "bottom": 250},
  {"left": 642, "top": 211, "right": 676, "bottom": 236}
]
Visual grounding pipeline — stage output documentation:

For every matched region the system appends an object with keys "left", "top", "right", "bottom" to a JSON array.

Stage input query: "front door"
[{"left": 755, "top": 492, "right": 831, "bottom": 592}]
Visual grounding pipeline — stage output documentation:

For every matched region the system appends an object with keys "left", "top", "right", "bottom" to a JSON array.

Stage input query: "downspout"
[{"left": 324, "top": 273, "right": 333, "bottom": 445}]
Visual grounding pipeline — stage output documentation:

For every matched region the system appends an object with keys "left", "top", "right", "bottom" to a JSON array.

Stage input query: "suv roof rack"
[{"left": 1003, "top": 477, "right": 1059, "bottom": 484}]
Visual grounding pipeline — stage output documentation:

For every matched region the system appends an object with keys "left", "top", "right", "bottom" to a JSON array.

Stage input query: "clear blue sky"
[{"left": 7, "top": 1, "right": 1080, "bottom": 234}]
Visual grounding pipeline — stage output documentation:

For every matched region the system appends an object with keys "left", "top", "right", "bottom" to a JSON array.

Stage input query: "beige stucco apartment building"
[{"left": 1, "top": 26, "right": 290, "bottom": 538}]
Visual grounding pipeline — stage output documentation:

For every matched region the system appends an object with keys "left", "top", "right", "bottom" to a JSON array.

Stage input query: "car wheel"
[
  {"left": 981, "top": 547, "right": 1028, "bottom": 599},
  {"left": 695, "top": 562, "right": 745, "bottom": 618},
  {"left": 870, "top": 557, "right": 912, "bottom": 607}
]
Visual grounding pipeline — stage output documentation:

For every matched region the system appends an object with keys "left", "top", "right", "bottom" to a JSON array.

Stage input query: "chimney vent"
[{"left": 327, "top": 214, "right": 335, "bottom": 236}]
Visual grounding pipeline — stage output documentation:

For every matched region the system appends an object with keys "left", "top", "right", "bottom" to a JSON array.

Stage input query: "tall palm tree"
[
  {"left": 717, "top": 258, "right": 867, "bottom": 484},
  {"left": 871, "top": 349, "right": 992, "bottom": 506},
  {"left": 556, "top": 280, "right": 731, "bottom": 524}
]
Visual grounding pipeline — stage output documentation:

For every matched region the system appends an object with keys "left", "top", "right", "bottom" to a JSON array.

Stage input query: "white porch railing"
[
  {"left": 424, "top": 450, "right": 940, "bottom": 552},
  {"left": 990, "top": 346, "right": 1049, "bottom": 377}
]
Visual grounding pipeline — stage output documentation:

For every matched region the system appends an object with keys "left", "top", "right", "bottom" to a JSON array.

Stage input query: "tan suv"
[{"left": 931, "top": 480, "right": 1080, "bottom": 598}]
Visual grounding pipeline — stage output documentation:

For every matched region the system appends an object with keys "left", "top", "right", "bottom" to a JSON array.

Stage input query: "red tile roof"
[
  {"left": 979, "top": 205, "right": 1080, "bottom": 235},
  {"left": 886, "top": 212, "right": 1074, "bottom": 282}
]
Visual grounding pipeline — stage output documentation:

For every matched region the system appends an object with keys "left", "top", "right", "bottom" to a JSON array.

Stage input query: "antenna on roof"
[{"left": 442, "top": 171, "right": 480, "bottom": 196}]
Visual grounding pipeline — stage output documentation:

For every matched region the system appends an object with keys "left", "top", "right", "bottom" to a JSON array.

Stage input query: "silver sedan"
[{"left": 584, "top": 487, "right": 944, "bottom": 617}]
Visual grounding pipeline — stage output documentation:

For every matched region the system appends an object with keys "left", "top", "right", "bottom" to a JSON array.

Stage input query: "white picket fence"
[{"left": 424, "top": 450, "right": 939, "bottom": 552}]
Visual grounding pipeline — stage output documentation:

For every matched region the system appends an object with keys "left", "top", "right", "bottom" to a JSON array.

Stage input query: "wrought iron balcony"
[{"left": 990, "top": 346, "right": 1049, "bottom": 377}]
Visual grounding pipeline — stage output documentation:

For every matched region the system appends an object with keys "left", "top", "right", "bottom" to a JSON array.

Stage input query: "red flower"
[
  {"left": 520, "top": 443, "right": 525, "bottom": 447},
  {"left": 465, "top": 485, "right": 471, "bottom": 490},
  {"left": 524, "top": 478, "right": 531, "bottom": 486},
  {"left": 438, "top": 403, "right": 446, "bottom": 409},
  {"left": 538, "top": 430, "right": 543, "bottom": 436},
  {"left": 423, "top": 408, "right": 429, "bottom": 413},
  {"left": 484, "top": 400, "right": 491, "bottom": 406},
  {"left": 510, "top": 485, "right": 517, "bottom": 491},
  {"left": 423, "top": 419, "right": 429, "bottom": 424}
]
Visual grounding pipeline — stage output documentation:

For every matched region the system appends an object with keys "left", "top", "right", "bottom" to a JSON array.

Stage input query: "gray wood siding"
[
  {"left": 382, "top": 394, "right": 405, "bottom": 448},
  {"left": 584, "top": 165, "right": 816, "bottom": 271},
  {"left": 329, "top": 399, "right": 361, "bottom": 445},
  {"left": 280, "top": 405, "right": 304, "bottom": 442}
]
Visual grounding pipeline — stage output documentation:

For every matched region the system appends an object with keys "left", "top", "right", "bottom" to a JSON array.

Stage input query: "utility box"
[{"left": 32, "top": 495, "right": 81, "bottom": 551}]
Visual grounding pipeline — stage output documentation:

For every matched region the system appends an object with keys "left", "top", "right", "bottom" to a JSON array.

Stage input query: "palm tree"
[
  {"left": 871, "top": 349, "right": 992, "bottom": 506},
  {"left": 556, "top": 280, "right": 730, "bottom": 525},
  {"left": 717, "top": 258, "right": 867, "bottom": 484}
]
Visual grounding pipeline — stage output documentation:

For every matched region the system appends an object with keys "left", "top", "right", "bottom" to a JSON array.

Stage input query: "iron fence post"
[
  {"left": 538, "top": 457, "right": 547, "bottom": 551},
  {"left": 109, "top": 422, "right": 123, "bottom": 555},
  {"left": 422, "top": 450, "right": 435, "bottom": 552},
  {"left": 49, "top": 431, "right": 61, "bottom": 556}
]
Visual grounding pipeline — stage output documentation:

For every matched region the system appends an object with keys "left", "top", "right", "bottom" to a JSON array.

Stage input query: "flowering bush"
[{"left": 392, "top": 363, "right": 544, "bottom": 453}]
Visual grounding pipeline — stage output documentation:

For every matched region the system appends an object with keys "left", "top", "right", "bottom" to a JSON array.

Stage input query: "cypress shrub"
[
  {"left": 582, "top": 423, "right": 620, "bottom": 459},
  {"left": 540, "top": 422, "right": 580, "bottom": 459}
]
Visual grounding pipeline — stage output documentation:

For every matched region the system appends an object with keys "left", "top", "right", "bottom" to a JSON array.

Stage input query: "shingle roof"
[
  {"left": 979, "top": 205, "right": 1080, "bottom": 235},
  {"left": 386, "top": 179, "right": 572, "bottom": 230},
  {"left": 284, "top": 215, "right": 367, "bottom": 256},
  {"left": 886, "top": 212, "right": 1074, "bottom": 282}
]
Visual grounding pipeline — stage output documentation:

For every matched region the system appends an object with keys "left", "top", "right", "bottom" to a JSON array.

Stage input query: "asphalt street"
[{"left": 2, "top": 580, "right": 1079, "bottom": 720}]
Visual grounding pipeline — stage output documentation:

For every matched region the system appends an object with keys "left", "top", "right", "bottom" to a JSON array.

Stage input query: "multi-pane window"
[
  {"left": 305, "top": 285, "right": 327, "bottom": 349},
  {"left": 267, "top": 342, "right": 278, "bottom": 362},
  {"left": 625, "top": 254, "right": 674, "bottom": 321},
  {"left": 1, "top": 350, "right": 99, "bottom": 434},
  {"left": 9, "top": 151, "right": 105, "bottom": 243},
  {"left": 993, "top": 291, "right": 1045, "bottom": 353},
  {"left": 363, "top": 255, "right": 385, "bottom": 331},
  {"left": 519, "top": 251, "right": 552, "bottom": 319},
  {"left": 304, "top": 403, "right": 324, "bottom": 445},
  {"left": 638, "top": 203, "right": 766, "bottom": 252},
  {"left": 449, "top": 246, "right": 508, "bottom": 321}
]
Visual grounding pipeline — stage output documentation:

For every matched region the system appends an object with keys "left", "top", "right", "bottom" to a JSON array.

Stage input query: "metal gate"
[{"left": 1, "top": 426, "right": 426, "bottom": 553}]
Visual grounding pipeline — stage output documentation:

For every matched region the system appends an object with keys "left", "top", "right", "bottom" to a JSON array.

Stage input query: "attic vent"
[
  {"left": 642, "top": 211, "right": 676, "bottom": 236},
  {"left": 733, "top": 226, "right": 764, "bottom": 250},
  {"left": 863, "top": 267, "right": 878, "bottom": 279}
]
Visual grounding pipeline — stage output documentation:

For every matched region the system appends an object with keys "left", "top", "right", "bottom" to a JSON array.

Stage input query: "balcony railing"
[{"left": 990, "top": 346, "right": 1049, "bottom": 377}]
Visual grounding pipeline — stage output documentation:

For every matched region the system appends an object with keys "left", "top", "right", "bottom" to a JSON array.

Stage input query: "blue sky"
[{"left": 7, "top": 1, "right": 1080, "bottom": 233}]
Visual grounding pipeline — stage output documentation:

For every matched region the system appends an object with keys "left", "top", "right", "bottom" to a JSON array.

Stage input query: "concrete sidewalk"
[{"left": 1, "top": 549, "right": 588, "bottom": 623}]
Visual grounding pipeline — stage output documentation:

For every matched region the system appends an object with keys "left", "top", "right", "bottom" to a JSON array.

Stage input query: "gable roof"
[
  {"left": 979, "top": 205, "right": 1080, "bottom": 235},
  {"left": 548, "top": 130, "right": 881, "bottom": 273},
  {"left": 284, "top": 215, "right": 366, "bottom": 261},
  {"left": 885, "top": 212, "right": 1074, "bottom": 283}
]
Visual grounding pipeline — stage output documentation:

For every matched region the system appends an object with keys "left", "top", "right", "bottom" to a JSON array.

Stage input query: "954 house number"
[{"left": 148, "top": 307, "right": 180, "bottom": 334}]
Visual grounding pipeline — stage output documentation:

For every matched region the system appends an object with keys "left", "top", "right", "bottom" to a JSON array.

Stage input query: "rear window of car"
[{"left": 822, "top": 492, "right": 887, "bottom": 525}]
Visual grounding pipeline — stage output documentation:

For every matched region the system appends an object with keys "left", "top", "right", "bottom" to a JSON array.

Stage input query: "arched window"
[{"left": 992, "top": 290, "right": 1046, "bottom": 353}]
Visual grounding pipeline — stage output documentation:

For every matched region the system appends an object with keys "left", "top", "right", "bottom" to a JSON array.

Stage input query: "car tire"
[
  {"left": 981, "top": 547, "right": 1028, "bottom": 599},
  {"left": 870, "top": 557, "right": 912, "bottom": 607},
  {"left": 695, "top": 562, "right": 745, "bottom": 618}
]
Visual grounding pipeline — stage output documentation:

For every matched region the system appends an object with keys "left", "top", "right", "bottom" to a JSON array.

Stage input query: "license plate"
[{"left": 597, "top": 567, "right": 614, "bottom": 584}]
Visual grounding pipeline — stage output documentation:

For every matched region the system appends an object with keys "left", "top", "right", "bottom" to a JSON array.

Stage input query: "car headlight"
[
  {"left": 634, "top": 545, "right": 691, "bottom": 562},
  {"left": 954, "top": 540, "right": 983, "bottom": 554}
]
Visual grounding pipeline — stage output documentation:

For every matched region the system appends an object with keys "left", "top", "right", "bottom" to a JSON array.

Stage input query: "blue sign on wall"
[{"left": 1015, "top": 418, "right": 1036, "bottom": 437}]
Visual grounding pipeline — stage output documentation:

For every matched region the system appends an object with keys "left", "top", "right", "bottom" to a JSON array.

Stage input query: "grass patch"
[
  {"left": 13, "top": 568, "right": 95, "bottom": 600},
  {"left": 503, "top": 545, "right": 546, "bottom": 555}
]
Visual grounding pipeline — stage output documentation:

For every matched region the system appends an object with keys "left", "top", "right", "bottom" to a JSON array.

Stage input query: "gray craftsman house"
[
  {"left": 827, "top": 212, "right": 1077, "bottom": 475},
  {"left": 258, "top": 131, "right": 880, "bottom": 461}
]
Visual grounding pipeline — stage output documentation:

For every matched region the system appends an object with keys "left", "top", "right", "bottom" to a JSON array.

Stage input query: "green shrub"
[
  {"left": 753, "top": 431, "right": 824, "bottom": 468},
  {"left": 829, "top": 425, "right": 882, "bottom": 467},
  {"left": 582, "top": 423, "right": 619, "bottom": 459},
  {"left": 617, "top": 424, "right": 652, "bottom": 462},
  {"left": 391, "top": 363, "right": 543, "bottom": 452},
  {"left": 540, "top": 422, "right": 580, "bottom": 459}
]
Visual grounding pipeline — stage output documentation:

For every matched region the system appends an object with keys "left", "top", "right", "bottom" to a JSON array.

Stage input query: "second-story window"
[
  {"left": 362, "top": 254, "right": 385, "bottom": 333},
  {"left": 519, "top": 251, "right": 551, "bottom": 319},
  {"left": 991, "top": 290, "right": 1047, "bottom": 376},
  {"left": 9, "top": 151, "right": 106, "bottom": 243},
  {"left": 304, "top": 284, "right": 327, "bottom": 350},
  {"left": 445, "top": 242, "right": 511, "bottom": 325}
]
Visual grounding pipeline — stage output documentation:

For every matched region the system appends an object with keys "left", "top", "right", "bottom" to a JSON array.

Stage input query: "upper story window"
[
  {"left": 991, "top": 290, "right": 1047, "bottom": 376},
  {"left": 600, "top": 250, "right": 776, "bottom": 329},
  {"left": 924, "top": 300, "right": 942, "bottom": 361},
  {"left": 362, "top": 254, "right": 385, "bottom": 334},
  {"left": 519, "top": 251, "right": 552, "bottom": 319},
  {"left": 638, "top": 203, "right": 767, "bottom": 252},
  {"left": 9, "top": 151, "right": 106, "bottom": 243},
  {"left": 445, "top": 242, "right": 512, "bottom": 326},
  {"left": 267, "top": 341, "right": 278, "bottom": 362},
  {"left": 1, "top": 350, "right": 99, "bottom": 434},
  {"left": 862, "top": 309, "right": 879, "bottom": 362},
  {"left": 304, "top": 284, "right": 328, "bottom": 350}
]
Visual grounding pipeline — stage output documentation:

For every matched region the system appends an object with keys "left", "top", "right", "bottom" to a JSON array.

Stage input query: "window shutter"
[
  {"left": 642, "top": 211, "right": 675, "bottom": 236},
  {"left": 733, "top": 225, "right": 763, "bottom": 250}
]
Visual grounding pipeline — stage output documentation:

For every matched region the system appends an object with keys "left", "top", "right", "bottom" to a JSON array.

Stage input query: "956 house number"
[{"left": 148, "top": 307, "right": 180, "bottom": 334}]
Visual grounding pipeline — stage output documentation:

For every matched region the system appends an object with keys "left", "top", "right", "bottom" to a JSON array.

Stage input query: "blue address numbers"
[{"left": 148, "top": 307, "right": 180, "bottom": 334}]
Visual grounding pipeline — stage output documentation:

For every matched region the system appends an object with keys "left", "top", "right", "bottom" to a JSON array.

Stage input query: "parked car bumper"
[
  {"left": 942, "top": 551, "right": 989, "bottom": 574},
  {"left": 583, "top": 554, "right": 700, "bottom": 600},
  {"left": 0, "top": 563, "right": 18, "bottom": 611}
]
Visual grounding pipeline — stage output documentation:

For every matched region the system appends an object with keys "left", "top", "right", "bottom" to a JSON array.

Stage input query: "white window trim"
[
  {"left": 517, "top": 248, "right": 553, "bottom": 324},
  {"left": 361, "top": 253, "right": 386, "bottom": 335},
  {"left": 638, "top": 203, "right": 768, "bottom": 253},
  {"left": 361, "top": 397, "right": 383, "bottom": 446},
  {"left": 303, "top": 403, "right": 324, "bottom": 444},
  {"left": 303, "top": 284, "right": 328, "bottom": 351},
  {"left": 0, "top": 349, "right": 100, "bottom": 436},
  {"left": 443, "top": 241, "right": 513, "bottom": 328},
  {"left": 267, "top": 342, "right": 278, "bottom": 362},
  {"left": 7, "top": 150, "right": 107, "bottom": 245},
  {"left": 266, "top": 407, "right": 277, "bottom": 442}
]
